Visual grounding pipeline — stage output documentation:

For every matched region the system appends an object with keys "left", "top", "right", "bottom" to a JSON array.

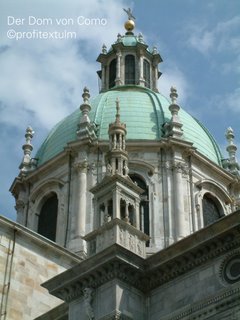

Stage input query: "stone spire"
[
  {"left": 84, "top": 100, "right": 148, "bottom": 259},
  {"left": 19, "top": 126, "right": 36, "bottom": 175},
  {"left": 224, "top": 127, "right": 239, "bottom": 175},
  {"left": 165, "top": 87, "right": 183, "bottom": 139},
  {"left": 80, "top": 87, "right": 91, "bottom": 123},
  {"left": 106, "top": 99, "right": 129, "bottom": 177},
  {"left": 77, "top": 87, "right": 96, "bottom": 141}
]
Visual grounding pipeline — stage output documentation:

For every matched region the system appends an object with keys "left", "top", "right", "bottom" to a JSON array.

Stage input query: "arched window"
[
  {"left": 109, "top": 59, "right": 116, "bottom": 88},
  {"left": 125, "top": 55, "right": 135, "bottom": 84},
  {"left": 130, "top": 174, "right": 149, "bottom": 244},
  {"left": 38, "top": 193, "right": 58, "bottom": 241},
  {"left": 202, "top": 193, "right": 223, "bottom": 226},
  {"left": 143, "top": 59, "right": 150, "bottom": 88}
]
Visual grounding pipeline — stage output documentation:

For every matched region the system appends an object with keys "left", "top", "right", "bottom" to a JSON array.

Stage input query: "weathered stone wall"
[
  {"left": 149, "top": 250, "right": 240, "bottom": 320},
  {"left": 68, "top": 280, "right": 145, "bottom": 320},
  {"left": 0, "top": 216, "right": 81, "bottom": 320}
]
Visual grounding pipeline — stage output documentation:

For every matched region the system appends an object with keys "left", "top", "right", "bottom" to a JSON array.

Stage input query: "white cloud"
[
  {"left": 188, "top": 29, "right": 214, "bottom": 54},
  {"left": 186, "top": 16, "right": 240, "bottom": 56},
  {"left": 221, "top": 87, "right": 240, "bottom": 113},
  {"left": 0, "top": 0, "right": 128, "bottom": 132},
  {"left": 0, "top": 0, "right": 129, "bottom": 219},
  {"left": 208, "top": 87, "right": 240, "bottom": 116},
  {"left": 159, "top": 65, "right": 190, "bottom": 106}
]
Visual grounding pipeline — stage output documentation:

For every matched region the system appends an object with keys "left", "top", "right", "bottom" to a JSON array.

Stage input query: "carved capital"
[
  {"left": 172, "top": 161, "right": 183, "bottom": 173},
  {"left": 15, "top": 199, "right": 25, "bottom": 212},
  {"left": 74, "top": 161, "right": 88, "bottom": 173},
  {"left": 161, "top": 160, "right": 171, "bottom": 170},
  {"left": 172, "top": 161, "right": 188, "bottom": 176}
]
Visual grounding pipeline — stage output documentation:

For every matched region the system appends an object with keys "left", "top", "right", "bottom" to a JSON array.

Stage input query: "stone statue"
[
  {"left": 106, "top": 163, "right": 112, "bottom": 175},
  {"left": 123, "top": 8, "right": 136, "bottom": 21},
  {"left": 124, "top": 163, "right": 129, "bottom": 175},
  {"left": 104, "top": 213, "right": 111, "bottom": 223},
  {"left": 83, "top": 287, "right": 94, "bottom": 319}
]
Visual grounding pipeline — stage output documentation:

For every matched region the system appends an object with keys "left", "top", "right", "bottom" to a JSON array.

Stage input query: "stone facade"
[
  {"left": 0, "top": 215, "right": 81, "bottom": 319},
  {"left": 6, "top": 13, "right": 240, "bottom": 320},
  {"left": 10, "top": 136, "right": 236, "bottom": 257},
  {"left": 10, "top": 17, "right": 239, "bottom": 260},
  {"left": 42, "top": 211, "right": 240, "bottom": 320}
]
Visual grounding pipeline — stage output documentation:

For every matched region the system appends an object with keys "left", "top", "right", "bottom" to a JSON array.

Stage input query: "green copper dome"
[{"left": 36, "top": 86, "right": 222, "bottom": 166}]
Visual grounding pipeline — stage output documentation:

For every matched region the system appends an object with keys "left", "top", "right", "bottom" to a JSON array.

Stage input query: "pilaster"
[
  {"left": 138, "top": 53, "right": 145, "bottom": 87},
  {"left": 68, "top": 160, "right": 88, "bottom": 256},
  {"left": 115, "top": 52, "right": 122, "bottom": 86},
  {"left": 15, "top": 199, "right": 25, "bottom": 224},
  {"left": 173, "top": 160, "right": 186, "bottom": 240}
]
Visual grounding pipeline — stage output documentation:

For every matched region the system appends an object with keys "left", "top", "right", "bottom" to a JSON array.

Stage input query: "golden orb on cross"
[
  {"left": 123, "top": 8, "right": 135, "bottom": 32},
  {"left": 124, "top": 19, "right": 135, "bottom": 32}
]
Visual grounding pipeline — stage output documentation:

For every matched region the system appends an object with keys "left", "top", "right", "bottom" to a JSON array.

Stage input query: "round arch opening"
[
  {"left": 202, "top": 192, "right": 224, "bottom": 227},
  {"left": 37, "top": 193, "right": 58, "bottom": 241}
]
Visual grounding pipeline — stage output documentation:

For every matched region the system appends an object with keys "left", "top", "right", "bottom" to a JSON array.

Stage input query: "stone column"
[
  {"left": 113, "top": 189, "right": 120, "bottom": 219},
  {"left": 173, "top": 161, "right": 185, "bottom": 240},
  {"left": 15, "top": 200, "right": 25, "bottom": 224},
  {"left": 135, "top": 201, "right": 140, "bottom": 229},
  {"left": 162, "top": 158, "right": 174, "bottom": 246},
  {"left": 101, "top": 65, "right": 106, "bottom": 91},
  {"left": 76, "top": 161, "right": 88, "bottom": 236},
  {"left": 115, "top": 52, "right": 122, "bottom": 86},
  {"left": 140, "top": 204, "right": 144, "bottom": 232},
  {"left": 124, "top": 202, "right": 129, "bottom": 223},
  {"left": 139, "top": 54, "right": 145, "bottom": 86},
  {"left": 153, "top": 63, "right": 158, "bottom": 91},
  {"left": 69, "top": 160, "right": 88, "bottom": 254}
]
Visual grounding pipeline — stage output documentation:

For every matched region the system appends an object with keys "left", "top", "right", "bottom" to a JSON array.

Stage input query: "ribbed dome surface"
[{"left": 36, "top": 86, "right": 222, "bottom": 166}]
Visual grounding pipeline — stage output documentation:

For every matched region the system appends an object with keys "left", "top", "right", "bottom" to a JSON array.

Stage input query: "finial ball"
[
  {"left": 124, "top": 19, "right": 135, "bottom": 31},
  {"left": 170, "top": 86, "right": 178, "bottom": 104}
]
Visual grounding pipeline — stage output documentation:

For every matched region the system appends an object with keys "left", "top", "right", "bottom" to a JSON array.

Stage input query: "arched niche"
[
  {"left": 125, "top": 54, "right": 135, "bottom": 85},
  {"left": 38, "top": 192, "right": 58, "bottom": 241},
  {"left": 196, "top": 179, "right": 231, "bottom": 205},
  {"left": 202, "top": 192, "right": 224, "bottom": 226},
  {"left": 143, "top": 59, "right": 150, "bottom": 88},
  {"left": 129, "top": 174, "right": 149, "bottom": 240},
  {"left": 109, "top": 58, "right": 116, "bottom": 88},
  {"left": 195, "top": 179, "right": 231, "bottom": 229}
]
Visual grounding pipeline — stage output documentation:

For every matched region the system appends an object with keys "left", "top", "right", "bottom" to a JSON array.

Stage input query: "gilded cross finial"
[
  {"left": 123, "top": 8, "right": 136, "bottom": 21},
  {"left": 123, "top": 8, "right": 135, "bottom": 32}
]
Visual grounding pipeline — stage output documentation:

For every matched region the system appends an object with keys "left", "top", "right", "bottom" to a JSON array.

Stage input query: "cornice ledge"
[
  {"left": 143, "top": 212, "right": 240, "bottom": 291},
  {"left": 42, "top": 244, "right": 145, "bottom": 302}
]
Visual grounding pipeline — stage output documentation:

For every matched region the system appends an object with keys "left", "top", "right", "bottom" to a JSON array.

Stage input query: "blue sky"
[{"left": 0, "top": 0, "right": 239, "bottom": 220}]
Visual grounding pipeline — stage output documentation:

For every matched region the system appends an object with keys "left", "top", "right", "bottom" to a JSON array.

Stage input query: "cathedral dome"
[{"left": 36, "top": 85, "right": 222, "bottom": 166}]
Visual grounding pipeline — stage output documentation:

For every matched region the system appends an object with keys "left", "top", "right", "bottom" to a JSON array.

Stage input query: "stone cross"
[{"left": 123, "top": 8, "right": 136, "bottom": 21}]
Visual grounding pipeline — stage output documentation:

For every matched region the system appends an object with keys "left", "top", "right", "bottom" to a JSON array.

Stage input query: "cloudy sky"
[{"left": 1, "top": 0, "right": 239, "bottom": 220}]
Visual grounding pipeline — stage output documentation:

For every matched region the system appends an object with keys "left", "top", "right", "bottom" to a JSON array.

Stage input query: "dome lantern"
[{"left": 96, "top": 9, "right": 162, "bottom": 93}]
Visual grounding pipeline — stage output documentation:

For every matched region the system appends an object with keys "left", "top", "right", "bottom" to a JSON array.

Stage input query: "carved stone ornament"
[
  {"left": 15, "top": 199, "right": 25, "bottom": 212},
  {"left": 83, "top": 287, "right": 95, "bottom": 319},
  {"left": 219, "top": 250, "right": 240, "bottom": 285},
  {"left": 74, "top": 160, "right": 88, "bottom": 172}
]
